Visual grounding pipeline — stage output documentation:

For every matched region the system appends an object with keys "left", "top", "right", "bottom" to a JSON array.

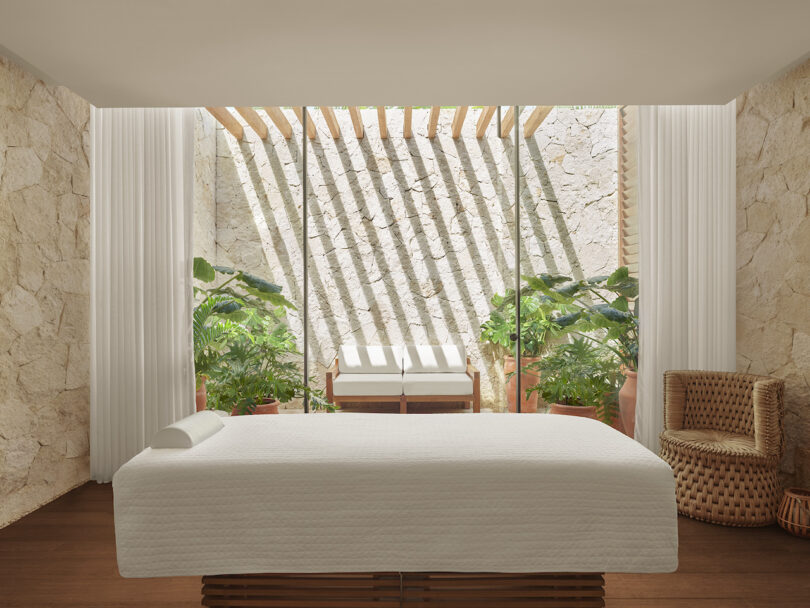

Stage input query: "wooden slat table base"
[{"left": 201, "top": 572, "right": 605, "bottom": 607}]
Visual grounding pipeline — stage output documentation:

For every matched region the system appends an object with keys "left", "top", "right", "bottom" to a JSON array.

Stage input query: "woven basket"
[{"left": 777, "top": 488, "right": 810, "bottom": 538}]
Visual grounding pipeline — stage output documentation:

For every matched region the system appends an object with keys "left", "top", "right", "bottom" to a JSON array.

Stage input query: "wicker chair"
[{"left": 659, "top": 370, "right": 785, "bottom": 527}]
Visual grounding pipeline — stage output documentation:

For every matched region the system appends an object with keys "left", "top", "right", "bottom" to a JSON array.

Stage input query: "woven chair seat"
[
  {"left": 660, "top": 429, "right": 762, "bottom": 458},
  {"left": 659, "top": 370, "right": 785, "bottom": 527}
]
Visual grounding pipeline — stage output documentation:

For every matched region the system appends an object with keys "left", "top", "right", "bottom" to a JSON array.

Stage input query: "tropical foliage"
[
  {"left": 480, "top": 266, "right": 639, "bottom": 420},
  {"left": 193, "top": 257, "right": 294, "bottom": 382},
  {"left": 193, "top": 257, "right": 332, "bottom": 412},
  {"left": 207, "top": 310, "right": 331, "bottom": 414},
  {"left": 193, "top": 293, "right": 240, "bottom": 384},
  {"left": 480, "top": 291, "right": 563, "bottom": 357},
  {"left": 523, "top": 266, "right": 639, "bottom": 370},
  {"left": 526, "top": 338, "right": 622, "bottom": 422}
]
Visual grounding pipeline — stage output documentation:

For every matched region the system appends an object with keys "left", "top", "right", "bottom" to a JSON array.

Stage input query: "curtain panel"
[
  {"left": 90, "top": 108, "right": 195, "bottom": 482},
  {"left": 636, "top": 102, "right": 737, "bottom": 453}
]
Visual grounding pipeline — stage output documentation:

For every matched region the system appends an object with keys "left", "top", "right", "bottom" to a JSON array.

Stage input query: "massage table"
[{"left": 114, "top": 412, "right": 678, "bottom": 607}]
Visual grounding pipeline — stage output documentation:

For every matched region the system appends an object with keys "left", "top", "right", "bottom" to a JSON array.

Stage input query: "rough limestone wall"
[
  {"left": 0, "top": 56, "right": 90, "bottom": 527},
  {"left": 193, "top": 109, "right": 217, "bottom": 262},
  {"left": 213, "top": 107, "right": 617, "bottom": 410},
  {"left": 736, "top": 58, "right": 810, "bottom": 485}
]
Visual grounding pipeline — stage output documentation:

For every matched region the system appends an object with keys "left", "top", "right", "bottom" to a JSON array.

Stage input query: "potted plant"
[
  {"left": 207, "top": 308, "right": 333, "bottom": 415},
  {"left": 192, "top": 256, "right": 296, "bottom": 411},
  {"left": 526, "top": 338, "right": 621, "bottom": 423},
  {"left": 523, "top": 267, "right": 638, "bottom": 434},
  {"left": 480, "top": 290, "right": 561, "bottom": 412},
  {"left": 208, "top": 311, "right": 298, "bottom": 414}
]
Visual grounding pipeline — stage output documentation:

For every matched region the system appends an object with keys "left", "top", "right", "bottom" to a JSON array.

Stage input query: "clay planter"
[
  {"left": 549, "top": 403, "right": 598, "bottom": 419},
  {"left": 231, "top": 398, "right": 280, "bottom": 416},
  {"left": 195, "top": 376, "right": 208, "bottom": 412},
  {"left": 618, "top": 368, "right": 637, "bottom": 438},
  {"left": 777, "top": 488, "right": 810, "bottom": 538},
  {"left": 504, "top": 355, "right": 541, "bottom": 413}
]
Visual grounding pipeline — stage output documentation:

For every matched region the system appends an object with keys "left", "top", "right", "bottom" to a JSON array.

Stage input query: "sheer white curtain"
[
  {"left": 636, "top": 103, "right": 736, "bottom": 452},
  {"left": 90, "top": 108, "right": 195, "bottom": 482}
]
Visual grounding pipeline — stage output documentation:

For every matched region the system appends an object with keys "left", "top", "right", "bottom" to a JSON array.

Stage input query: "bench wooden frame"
[
  {"left": 325, "top": 357, "right": 481, "bottom": 414},
  {"left": 202, "top": 571, "right": 605, "bottom": 607}
]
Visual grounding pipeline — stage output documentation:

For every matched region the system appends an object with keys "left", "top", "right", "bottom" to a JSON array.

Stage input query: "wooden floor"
[{"left": 1, "top": 483, "right": 808, "bottom": 607}]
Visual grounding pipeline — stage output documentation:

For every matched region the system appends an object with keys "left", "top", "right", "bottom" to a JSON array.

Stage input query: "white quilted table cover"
[{"left": 113, "top": 413, "right": 678, "bottom": 577}]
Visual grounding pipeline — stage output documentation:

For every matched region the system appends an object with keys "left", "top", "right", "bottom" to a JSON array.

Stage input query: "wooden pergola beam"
[
  {"left": 451, "top": 106, "right": 468, "bottom": 139},
  {"left": 404, "top": 106, "right": 413, "bottom": 139},
  {"left": 292, "top": 107, "right": 316, "bottom": 140},
  {"left": 428, "top": 106, "right": 440, "bottom": 139},
  {"left": 524, "top": 106, "right": 553, "bottom": 138},
  {"left": 263, "top": 107, "right": 292, "bottom": 139},
  {"left": 500, "top": 106, "right": 515, "bottom": 138},
  {"left": 476, "top": 106, "right": 497, "bottom": 138},
  {"left": 206, "top": 107, "right": 243, "bottom": 141},
  {"left": 235, "top": 107, "right": 268, "bottom": 140},
  {"left": 348, "top": 106, "right": 364, "bottom": 139},
  {"left": 377, "top": 106, "right": 388, "bottom": 139},
  {"left": 319, "top": 106, "right": 341, "bottom": 139}
]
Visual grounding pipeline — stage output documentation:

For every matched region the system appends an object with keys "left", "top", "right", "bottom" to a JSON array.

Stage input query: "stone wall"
[
  {"left": 193, "top": 109, "right": 217, "bottom": 262},
  {"left": 0, "top": 56, "right": 91, "bottom": 527},
  {"left": 736, "top": 58, "right": 810, "bottom": 485},
  {"left": 213, "top": 107, "right": 618, "bottom": 410}
]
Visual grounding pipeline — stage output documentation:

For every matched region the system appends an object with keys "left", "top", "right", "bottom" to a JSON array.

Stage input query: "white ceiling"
[{"left": 1, "top": 0, "right": 809, "bottom": 108}]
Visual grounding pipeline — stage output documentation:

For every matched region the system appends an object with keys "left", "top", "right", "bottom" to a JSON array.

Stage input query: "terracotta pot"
[
  {"left": 195, "top": 376, "right": 207, "bottom": 412},
  {"left": 504, "top": 356, "right": 541, "bottom": 413},
  {"left": 618, "top": 369, "right": 637, "bottom": 438},
  {"left": 549, "top": 402, "right": 598, "bottom": 419},
  {"left": 231, "top": 398, "right": 280, "bottom": 416}
]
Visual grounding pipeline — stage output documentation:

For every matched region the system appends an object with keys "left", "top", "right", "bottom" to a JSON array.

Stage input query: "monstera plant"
[
  {"left": 524, "top": 267, "right": 638, "bottom": 368},
  {"left": 523, "top": 266, "right": 639, "bottom": 433}
]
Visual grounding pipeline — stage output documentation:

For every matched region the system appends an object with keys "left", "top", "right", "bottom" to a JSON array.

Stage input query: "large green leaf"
[
  {"left": 610, "top": 296, "right": 629, "bottom": 312},
  {"left": 603, "top": 266, "right": 638, "bottom": 298},
  {"left": 193, "top": 257, "right": 216, "bottom": 283},
  {"left": 607, "top": 266, "right": 629, "bottom": 285},
  {"left": 613, "top": 283, "right": 639, "bottom": 299},
  {"left": 213, "top": 300, "right": 242, "bottom": 314},
  {"left": 243, "top": 286, "right": 288, "bottom": 305},
  {"left": 593, "top": 304, "right": 633, "bottom": 323},
  {"left": 553, "top": 311, "right": 582, "bottom": 327},
  {"left": 263, "top": 291, "right": 297, "bottom": 310},
  {"left": 523, "top": 273, "right": 571, "bottom": 292},
  {"left": 555, "top": 281, "right": 583, "bottom": 297},
  {"left": 239, "top": 272, "right": 282, "bottom": 294}
]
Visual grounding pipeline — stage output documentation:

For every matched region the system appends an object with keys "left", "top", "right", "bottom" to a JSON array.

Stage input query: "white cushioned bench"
[{"left": 327, "top": 344, "right": 480, "bottom": 413}]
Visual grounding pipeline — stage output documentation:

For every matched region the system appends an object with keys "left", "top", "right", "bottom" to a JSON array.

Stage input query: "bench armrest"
[
  {"left": 325, "top": 358, "right": 339, "bottom": 401},
  {"left": 467, "top": 358, "right": 481, "bottom": 413}
]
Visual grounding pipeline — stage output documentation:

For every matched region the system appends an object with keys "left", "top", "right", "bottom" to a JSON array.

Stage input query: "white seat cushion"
[
  {"left": 403, "top": 344, "right": 466, "bottom": 373},
  {"left": 338, "top": 345, "right": 403, "bottom": 374},
  {"left": 403, "top": 372, "right": 473, "bottom": 396},
  {"left": 333, "top": 373, "right": 403, "bottom": 397}
]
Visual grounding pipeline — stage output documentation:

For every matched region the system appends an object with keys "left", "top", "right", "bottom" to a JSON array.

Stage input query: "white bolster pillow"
[{"left": 151, "top": 411, "right": 224, "bottom": 449}]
